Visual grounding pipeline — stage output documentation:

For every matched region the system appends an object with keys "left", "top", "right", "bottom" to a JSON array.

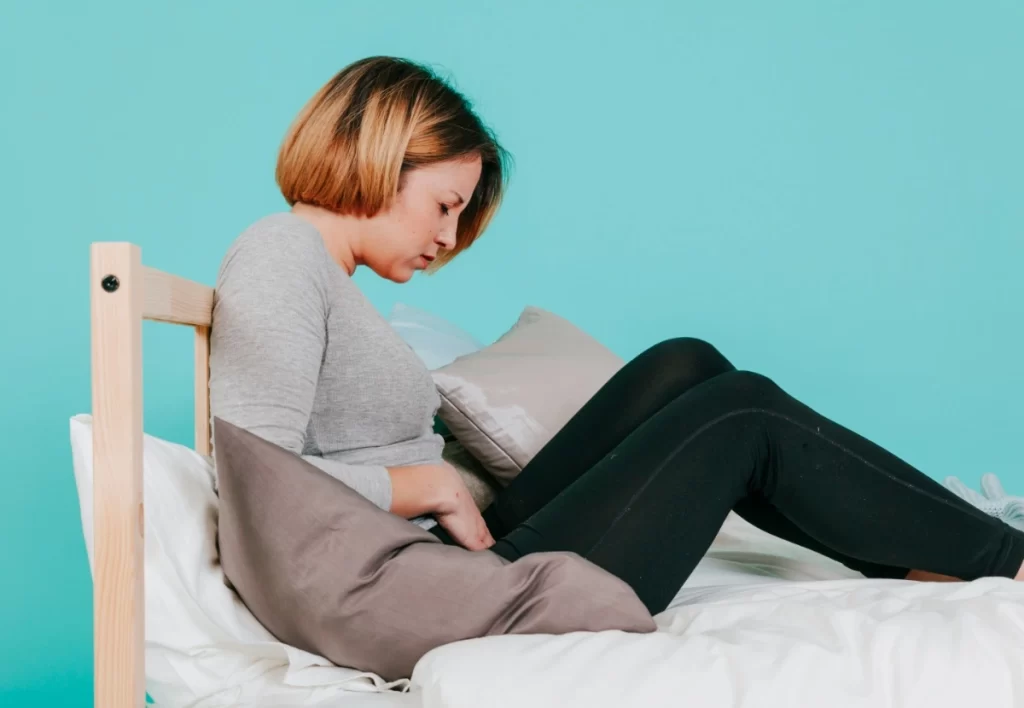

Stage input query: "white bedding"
[
  {"left": 70, "top": 416, "right": 1024, "bottom": 708},
  {"left": 198, "top": 513, "right": 1024, "bottom": 708},
  {"left": 409, "top": 512, "right": 1024, "bottom": 708}
]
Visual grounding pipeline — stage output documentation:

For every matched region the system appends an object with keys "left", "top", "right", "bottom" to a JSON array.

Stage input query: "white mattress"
[
  {"left": 412, "top": 523, "right": 1024, "bottom": 708},
  {"left": 185, "top": 511, "right": 1024, "bottom": 708}
]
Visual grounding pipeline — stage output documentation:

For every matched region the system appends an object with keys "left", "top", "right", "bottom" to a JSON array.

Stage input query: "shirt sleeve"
[{"left": 208, "top": 227, "right": 393, "bottom": 511}]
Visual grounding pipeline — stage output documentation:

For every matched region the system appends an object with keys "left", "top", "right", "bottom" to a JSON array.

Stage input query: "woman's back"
[{"left": 209, "top": 211, "right": 445, "bottom": 517}]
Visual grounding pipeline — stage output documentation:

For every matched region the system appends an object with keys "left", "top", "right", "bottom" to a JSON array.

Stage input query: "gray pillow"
[
  {"left": 213, "top": 417, "right": 656, "bottom": 681},
  {"left": 431, "top": 306, "right": 624, "bottom": 485}
]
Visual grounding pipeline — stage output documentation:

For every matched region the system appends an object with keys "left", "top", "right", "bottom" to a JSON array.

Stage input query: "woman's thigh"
[
  {"left": 483, "top": 337, "right": 736, "bottom": 535},
  {"left": 480, "top": 365, "right": 920, "bottom": 611}
]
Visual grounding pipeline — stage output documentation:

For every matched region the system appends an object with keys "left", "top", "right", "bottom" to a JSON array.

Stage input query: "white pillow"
[
  {"left": 387, "top": 302, "right": 484, "bottom": 370},
  {"left": 68, "top": 414, "right": 410, "bottom": 707}
]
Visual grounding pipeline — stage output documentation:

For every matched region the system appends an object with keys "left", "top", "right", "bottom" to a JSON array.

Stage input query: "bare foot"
[
  {"left": 904, "top": 569, "right": 962, "bottom": 582},
  {"left": 906, "top": 562, "right": 1024, "bottom": 582}
]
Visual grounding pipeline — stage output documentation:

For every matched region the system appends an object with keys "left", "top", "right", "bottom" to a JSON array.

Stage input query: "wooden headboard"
[{"left": 90, "top": 242, "right": 214, "bottom": 708}]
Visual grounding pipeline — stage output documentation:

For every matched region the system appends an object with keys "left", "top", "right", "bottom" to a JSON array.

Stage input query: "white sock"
[{"left": 943, "top": 473, "right": 1024, "bottom": 532}]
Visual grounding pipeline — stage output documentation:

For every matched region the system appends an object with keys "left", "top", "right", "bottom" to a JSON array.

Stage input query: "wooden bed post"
[
  {"left": 90, "top": 243, "right": 145, "bottom": 708},
  {"left": 89, "top": 241, "right": 214, "bottom": 706}
]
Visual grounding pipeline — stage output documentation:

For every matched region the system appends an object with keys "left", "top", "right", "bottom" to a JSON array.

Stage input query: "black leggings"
[{"left": 430, "top": 337, "right": 1024, "bottom": 614}]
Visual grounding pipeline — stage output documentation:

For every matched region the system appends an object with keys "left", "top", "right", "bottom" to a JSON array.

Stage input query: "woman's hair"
[{"left": 276, "top": 56, "right": 513, "bottom": 269}]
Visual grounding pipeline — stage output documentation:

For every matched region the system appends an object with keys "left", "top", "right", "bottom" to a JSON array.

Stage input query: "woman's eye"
[{"left": 439, "top": 203, "right": 451, "bottom": 217}]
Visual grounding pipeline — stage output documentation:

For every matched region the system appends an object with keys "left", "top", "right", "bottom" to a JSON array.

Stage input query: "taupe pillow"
[
  {"left": 213, "top": 417, "right": 655, "bottom": 682},
  {"left": 431, "top": 306, "right": 624, "bottom": 485}
]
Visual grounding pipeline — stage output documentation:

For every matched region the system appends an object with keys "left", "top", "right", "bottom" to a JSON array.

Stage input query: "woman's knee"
[
  {"left": 718, "top": 370, "right": 784, "bottom": 407},
  {"left": 635, "top": 337, "right": 733, "bottom": 381}
]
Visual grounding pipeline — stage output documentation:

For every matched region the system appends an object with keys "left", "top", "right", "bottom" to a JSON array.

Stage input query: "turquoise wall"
[{"left": 2, "top": 1, "right": 1021, "bottom": 704}]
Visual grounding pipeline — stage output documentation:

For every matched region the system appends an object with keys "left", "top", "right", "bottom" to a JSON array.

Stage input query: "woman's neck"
[{"left": 290, "top": 202, "right": 361, "bottom": 275}]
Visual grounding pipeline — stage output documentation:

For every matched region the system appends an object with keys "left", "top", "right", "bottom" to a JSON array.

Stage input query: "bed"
[{"left": 77, "top": 242, "right": 1024, "bottom": 708}]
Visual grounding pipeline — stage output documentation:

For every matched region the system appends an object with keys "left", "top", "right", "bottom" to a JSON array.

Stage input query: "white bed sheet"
[
  {"left": 408, "top": 512, "right": 1024, "bottom": 708},
  {"left": 185, "top": 512, "right": 1024, "bottom": 708}
]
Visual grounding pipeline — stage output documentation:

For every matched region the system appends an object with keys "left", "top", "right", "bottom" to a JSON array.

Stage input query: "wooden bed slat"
[
  {"left": 142, "top": 265, "right": 214, "bottom": 326},
  {"left": 90, "top": 242, "right": 146, "bottom": 708}
]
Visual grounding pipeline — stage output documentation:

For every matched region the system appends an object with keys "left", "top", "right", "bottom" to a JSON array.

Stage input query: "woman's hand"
[
  {"left": 387, "top": 461, "right": 496, "bottom": 551},
  {"left": 433, "top": 467, "right": 496, "bottom": 551}
]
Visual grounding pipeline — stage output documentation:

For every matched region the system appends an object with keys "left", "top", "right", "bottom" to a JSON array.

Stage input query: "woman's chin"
[
  {"left": 388, "top": 265, "right": 417, "bottom": 284},
  {"left": 366, "top": 261, "right": 416, "bottom": 284}
]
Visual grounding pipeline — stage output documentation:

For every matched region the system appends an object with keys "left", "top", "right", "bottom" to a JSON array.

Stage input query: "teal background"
[{"left": 2, "top": 1, "right": 1022, "bottom": 705}]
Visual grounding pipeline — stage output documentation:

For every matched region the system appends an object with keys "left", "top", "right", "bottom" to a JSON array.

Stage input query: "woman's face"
[{"left": 363, "top": 154, "right": 482, "bottom": 283}]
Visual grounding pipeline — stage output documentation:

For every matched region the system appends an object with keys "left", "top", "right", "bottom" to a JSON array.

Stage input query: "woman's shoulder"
[
  {"left": 223, "top": 211, "right": 327, "bottom": 264},
  {"left": 216, "top": 211, "right": 332, "bottom": 282},
  {"left": 213, "top": 211, "right": 334, "bottom": 312}
]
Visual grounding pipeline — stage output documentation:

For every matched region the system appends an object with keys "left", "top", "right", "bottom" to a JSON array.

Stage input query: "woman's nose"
[{"left": 437, "top": 230, "right": 457, "bottom": 250}]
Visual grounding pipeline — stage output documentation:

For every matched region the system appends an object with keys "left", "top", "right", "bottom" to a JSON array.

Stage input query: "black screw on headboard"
[{"left": 101, "top": 275, "right": 120, "bottom": 293}]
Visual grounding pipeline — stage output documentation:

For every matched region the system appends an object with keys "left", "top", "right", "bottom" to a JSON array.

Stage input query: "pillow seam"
[{"left": 436, "top": 388, "right": 523, "bottom": 473}]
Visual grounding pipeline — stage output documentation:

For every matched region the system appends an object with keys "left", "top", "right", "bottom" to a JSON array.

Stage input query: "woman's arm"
[{"left": 387, "top": 463, "right": 456, "bottom": 519}]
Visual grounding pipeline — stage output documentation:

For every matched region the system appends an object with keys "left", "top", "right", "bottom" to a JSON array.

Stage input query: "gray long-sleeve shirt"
[{"left": 209, "top": 211, "right": 445, "bottom": 527}]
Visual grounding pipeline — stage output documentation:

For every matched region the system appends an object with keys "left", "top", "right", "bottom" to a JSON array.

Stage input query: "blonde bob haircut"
[{"left": 276, "top": 56, "right": 513, "bottom": 270}]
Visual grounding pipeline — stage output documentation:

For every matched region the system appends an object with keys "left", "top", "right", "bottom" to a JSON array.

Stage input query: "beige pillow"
[
  {"left": 431, "top": 306, "right": 624, "bottom": 485},
  {"left": 213, "top": 416, "right": 655, "bottom": 682}
]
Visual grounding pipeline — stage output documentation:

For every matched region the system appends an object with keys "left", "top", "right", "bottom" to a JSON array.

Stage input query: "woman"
[{"left": 210, "top": 55, "right": 1024, "bottom": 619}]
